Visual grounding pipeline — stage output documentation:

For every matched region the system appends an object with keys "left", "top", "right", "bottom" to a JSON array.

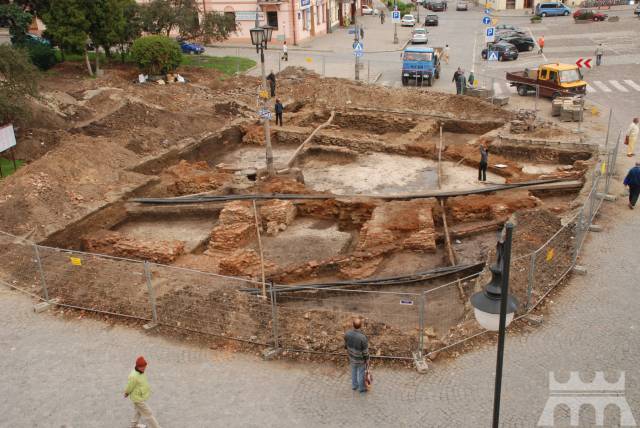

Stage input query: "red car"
[{"left": 573, "top": 9, "right": 608, "bottom": 21}]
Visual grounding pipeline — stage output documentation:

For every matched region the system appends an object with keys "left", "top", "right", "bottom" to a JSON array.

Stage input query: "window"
[
  {"left": 548, "top": 70, "right": 557, "bottom": 82},
  {"left": 403, "top": 52, "right": 433, "bottom": 61},
  {"left": 559, "top": 69, "right": 581, "bottom": 83},
  {"left": 267, "top": 11, "right": 278, "bottom": 28}
]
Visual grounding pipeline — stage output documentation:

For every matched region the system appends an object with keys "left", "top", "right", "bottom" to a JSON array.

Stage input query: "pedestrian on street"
[
  {"left": 626, "top": 118, "right": 639, "bottom": 157},
  {"left": 282, "top": 41, "right": 288, "bottom": 62},
  {"left": 267, "top": 71, "right": 276, "bottom": 97},
  {"left": 457, "top": 69, "right": 467, "bottom": 95},
  {"left": 468, "top": 71, "right": 475, "bottom": 88},
  {"left": 124, "top": 356, "right": 162, "bottom": 428},
  {"left": 479, "top": 143, "right": 489, "bottom": 182},
  {"left": 624, "top": 161, "right": 640, "bottom": 209},
  {"left": 453, "top": 67, "right": 462, "bottom": 94},
  {"left": 537, "top": 35, "right": 545, "bottom": 54},
  {"left": 443, "top": 44, "right": 450, "bottom": 64},
  {"left": 380, "top": 11, "right": 385, "bottom": 24},
  {"left": 595, "top": 43, "right": 604, "bottom": 66},
  {"left": 274, "top": 98, "right": 284, "bottom": 126},
  {"left": 360, "top": 26, "right": 365, "bottom": 40},
  {"left": 344, "top": 318, "right": 369, "bottom": 393},
  {"left": 444, "top": 0, "right": 448, "bottom": 10}
]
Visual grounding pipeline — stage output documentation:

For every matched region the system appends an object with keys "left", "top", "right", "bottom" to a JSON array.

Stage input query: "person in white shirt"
[{"left": 627, "top": 118, "right": 639, "bottom": 157}]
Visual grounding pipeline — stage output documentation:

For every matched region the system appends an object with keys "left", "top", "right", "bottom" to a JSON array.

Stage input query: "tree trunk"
[
  {"left": 95, "top": 47, "right": 100, "bottom": 75},
  {"left": 84, "top": 47, "right": 93, "bottom": 76}
]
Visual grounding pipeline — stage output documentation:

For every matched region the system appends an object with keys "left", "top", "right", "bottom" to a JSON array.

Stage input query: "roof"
[
  {"left": 541, "top": 63, "right": 578, "bottom": 71},
  {"left": 404, "top": 46, "right": 435, "bottom": 52}
]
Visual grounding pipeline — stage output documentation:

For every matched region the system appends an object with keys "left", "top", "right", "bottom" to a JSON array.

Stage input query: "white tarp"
[{"left": 0, "top": 124, "right": 16, "bottom": 152}]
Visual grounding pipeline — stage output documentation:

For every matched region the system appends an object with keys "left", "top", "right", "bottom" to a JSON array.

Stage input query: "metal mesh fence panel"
[
  {"left": 0, "top": 232, "right": 44, "bottom": 298},
  {"left": 36, "top": 246, "right": 151, "bottom": 319},
  {"left": 274, "top": 287, "right": 421, "bottom": 359},
  {"left": 148, "top": 264, "right": 274, "bottom": 346}
]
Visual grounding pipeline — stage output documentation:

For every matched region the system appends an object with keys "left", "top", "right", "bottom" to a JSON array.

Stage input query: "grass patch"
[
  {"left": 181, "top": 55, "right": 255, "bottom": 75},
  {"left": 53, "top": 51, "right": 255, "bottom": 76},
  {"left": 0, "top": 158, "right": 24, "bottom": 178}
]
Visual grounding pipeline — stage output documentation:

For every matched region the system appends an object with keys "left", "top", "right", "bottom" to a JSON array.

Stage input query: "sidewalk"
[{"left": 1, "top": 172, "right": 639, "bottom": 426}]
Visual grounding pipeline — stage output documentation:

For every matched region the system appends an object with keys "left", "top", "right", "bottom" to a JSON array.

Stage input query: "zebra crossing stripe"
[
  {"left": 592, "top": 81, "right": 612, "bottom": 93},
  {"left": 493, "top": 82, "right": 502, "bottom": 95},
  {"left": 608, "top": 80, "right": 629, "bottom": 92},
  {"left": 586, "top": 84, "right": 596, "bottom": 93},
  {"left": 624, "top": 80, "right": 640, "bottom": 91}
]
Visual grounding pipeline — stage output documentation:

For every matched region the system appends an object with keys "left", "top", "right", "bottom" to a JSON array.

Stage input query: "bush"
[
  {"left": 25, "top": 42, "right": 58, "bottom": 71},
  {"left": 130, "top": 35, "right": 182, "bottom": 75}
]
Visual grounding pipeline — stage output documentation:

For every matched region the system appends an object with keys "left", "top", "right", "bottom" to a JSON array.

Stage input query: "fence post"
[
  {"left": 367, "top": 60, "right": 370, "bottom": 83},
  {"left": 491, "top": 77, "right": 495, "bottom": 104},
  {"left": 573, "top": 210, "right": 584, "bottom": 264},
  {"left": 144, "top": 261, "right": 158, "bottom": 327},
  {"left": 525, "top": 252, "right": 536, "bottom": 310},
  {"left": 269, "top": 281, "right": 279, "bottom": 350},
  {"left": 33, "top": 244, "right": 49, "bottom": 301},
  {"left": 418, "top": 292, "right": 427, "bottom": 358}
]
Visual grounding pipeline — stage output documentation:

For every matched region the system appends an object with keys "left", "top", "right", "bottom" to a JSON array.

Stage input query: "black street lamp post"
[
  {"left": 470, "top": 222, "right": 518, "bottom": 428},
  {"left": 250, "top": 23, "right": 276, "bottom": 177}
]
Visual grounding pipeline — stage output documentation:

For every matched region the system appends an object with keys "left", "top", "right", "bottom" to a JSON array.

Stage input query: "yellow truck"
[{"left": 506, "top": 63, "right": 587, "bottom": 99}]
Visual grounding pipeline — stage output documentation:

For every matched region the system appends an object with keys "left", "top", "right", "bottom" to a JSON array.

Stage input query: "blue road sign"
[
  {"left": 488, "top": 51, "right": 499, "bottom": 61},
  {"left": 484, "top": 8, "right": 492, "bottom": 14},
  {"left": 354, "top": 51, "right": 363, "bottom": 58},
  {"left": 353, "top": 41, "right": 363, "bottom": 52},
  {"left": 392, "top": 10, "right": 401, "bottom": 21},
  {"left": 482, "top": 16, "right": 491, "bottom": 24},
  {"left": 486, "top": 27, "right": 495, "bottom": 37}
]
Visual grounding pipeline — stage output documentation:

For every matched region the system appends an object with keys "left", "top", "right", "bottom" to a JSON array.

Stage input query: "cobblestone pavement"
[{"left": 1, "top": 190, "right": 639, "bottom": 427}]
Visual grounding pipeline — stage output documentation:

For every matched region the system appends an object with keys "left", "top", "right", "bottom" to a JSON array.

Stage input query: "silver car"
[
  {"left": 411, "top": 28, "right": 428, "bottom": 44},
  {"left": 456, "top": 0, "right": 468, "bottom": 10},
  {"left": 401, "top": 14, "right": 416, "bottom": 26}
]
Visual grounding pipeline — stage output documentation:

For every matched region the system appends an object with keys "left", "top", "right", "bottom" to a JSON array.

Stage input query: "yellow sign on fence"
[
  {"left": 259, "top": 90, "right": 269, "bottom": 99},
  {"left": 70, "top": 257, "right": 82, "bottom": 266},
  {"left": 546, "top": 248, "right": 554, "bottom": 262},
  {"left": 600, "top": 161, "right": 607, "bottom": 175},
  {"left": 305, "top": 57, "right": 313, "bottom": 63}
]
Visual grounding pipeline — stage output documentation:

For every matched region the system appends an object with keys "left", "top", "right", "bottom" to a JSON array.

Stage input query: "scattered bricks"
[
  {"left": 218, "top": 249, "right": 277, "bottom": 279},
  {"left": 573, "top": 265, "right": 587, "bottom": 275},
  {"left": 165, "top": 160, "right": 234, "bottom": 195},
  {"left": 209, "top": 223, "right": 255, "bottom": 251},
  {"left": 82, "top": 231, "right": 185, "bottom": 263},
  {"left": 337, "top": 255, "right": 384, "bottom": 279},
  {"left": 448, "top": 191, "right": 538, "bottom": 224},
  {"left": 260, "top": 200, "right": 297, "bottom": 235}
]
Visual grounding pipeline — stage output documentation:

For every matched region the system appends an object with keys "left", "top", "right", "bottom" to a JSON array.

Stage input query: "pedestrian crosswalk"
[{"left": 378, "top": 79, "right": 640, "bottom": 95}]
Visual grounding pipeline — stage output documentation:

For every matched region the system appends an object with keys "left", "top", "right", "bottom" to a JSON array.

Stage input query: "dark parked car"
[
  {"left": 635, "top": 4, "right": 640, "bottom": 15},
  {"left": 495, "top": 24, "right": 523, "bottom": 32},
  {"left": 430, "top": 1, "right": 445, "bottom": 11},
  {"left": 424, "top": 14, "right": 439, "bottom": 26},
  {"left": 495, "top": 29, "right": 527, "bottom": 38},
  {"left": 497, "top": 35, "right": 535, "bottom": 52},
  {"left": 481, "top": 42, "right": 519, "bottom": 61},
  {"left": 180, "top": 41, "right": 205, "bottom": 54}
]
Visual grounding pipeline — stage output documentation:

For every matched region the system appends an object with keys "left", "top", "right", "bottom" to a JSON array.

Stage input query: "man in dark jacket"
[
  {"left": 624, "top": 161, "right": 640, "bottom": 209},
  {"left": 452, "top": 67, "right": 464, "bottom": 94},
  {"left": 344, "top": 318, "right": 369, "bottom": 393},
  {"left": 274, "top": 99, "right": 284, "bottom": 126},
  {"left": 267, "top": 71, "right": 276, "bottom": 97},
  {"left": 479, "top": 144, "right": 489, "bottom": 181}
]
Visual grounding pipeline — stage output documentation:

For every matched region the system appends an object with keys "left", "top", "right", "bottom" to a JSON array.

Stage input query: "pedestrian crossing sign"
[
  {"left": 488, "top": 51, "right": 499, "bottom": 61},
  {"left": 353, "top": 42, "right": 363, "bottom": 52}
]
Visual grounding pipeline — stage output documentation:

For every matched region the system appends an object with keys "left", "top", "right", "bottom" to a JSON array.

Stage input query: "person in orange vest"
[{"left": 537, "top": 35, "right": 545, "bottom": 54}]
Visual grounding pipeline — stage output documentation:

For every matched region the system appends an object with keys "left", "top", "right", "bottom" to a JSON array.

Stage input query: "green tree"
[
  {"left": 130, "top": 35, "right": 181, "bottom": 75},
  {"left": 115, "top": 0, "right": 142, "bottom": 63},
  {"left": 140, "top": 0, "right": 178, "bottom": 36},
  {"left": 0, "top": 45, "right": 39, "bottom": 126},
  {"left": 42, "top": 0, "right": 90, "bottom": 74},
  {"left": 0, "top": 3, "right": 34, "bottom": 45}
]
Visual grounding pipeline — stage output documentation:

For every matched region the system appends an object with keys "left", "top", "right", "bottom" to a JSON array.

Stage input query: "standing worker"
[
  {"left": 479, "top": 143, "right": 489, "bottom": 182},
  {"left": 360, "top": 26, "right": 365, "bottom": 40},
  {"left": 282, "top": 41, "right": 288, "bottom": 62},
  {"left": 537, "top": 35, "right": 545, "bottom": 54},
  {"left": 595, "top": 43, "right": 604, "bottom": 66},
  {"left": 626, "top": 117, "right": 639, "bottom": 157},
  {"left": 624, "top": 161, "right": 640, "bottom": 210},
  {"left": 267, "top": 70, "right": 276, "bottom": 97},
  {"left": 452, "top": 67, "right": 461, "bottom": 94},
  {"left": 443, "top": 44, "right": 450, "bottom": 64},
  {"left": 457, "top": 69, "right": 467, "bottom": 95},
  {"left": 344, "top": 318, "right": 369, "bottom": 393},
  {"left": 274, "top": 98, "right": 284, "bottom": 126},
  {"left": 124, "top": 356, "right": 162, "bottom": 428}
]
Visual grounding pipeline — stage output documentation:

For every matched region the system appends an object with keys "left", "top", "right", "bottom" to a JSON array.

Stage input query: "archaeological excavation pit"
[{"left": 21, "top": 94, "right": 600, "bottom": 361}]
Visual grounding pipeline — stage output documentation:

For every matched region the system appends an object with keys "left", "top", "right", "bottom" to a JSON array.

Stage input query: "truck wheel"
[
  {"left": 551, "top": 92, "right": 561, "bottom": 100},
  {"left": 435, "top": 69, "right": 440, "bottom": 79},
  {"left": 402, "top": 76, "right": 408, "bottom": 86},
  {"left": 517, "top": 85, "right": 528, "bottom": 96},
  {"left": 427, "top": 76, "right": 433, "bottom": 86}
]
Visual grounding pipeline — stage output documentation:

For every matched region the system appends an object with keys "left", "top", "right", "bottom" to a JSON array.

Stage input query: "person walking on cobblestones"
[
  {"left": 344, "top": 318, "right": 369, "bottom": 393},
  {"left": 595, "top": 43, "right": 604, "bottom": 66},
  {"left": 625, "top": 117, "right": 639, "bottom": 157},
  {"left": 274, "top": 99, "right": 284, "bottom": 126},
  {"left": 124, "top": 356, "right": 162, "bottom": 428},
  {"left": 443, "top": 44, "right": 450, "bottom": 65},
  {"left": 380, "top": 10, "right": 385, "bottom": 24},
  {"left": 267, "top": 71, "right": 276, "bottom": 97},
  {"left": 624, "top": 161, "right": 640, "bottom": 209},
  {"left": 537, "top": 35, "right": 545, "bottom": 54},
  {"left": 478, "top": 143, "right": 489, "bottom": 182}
]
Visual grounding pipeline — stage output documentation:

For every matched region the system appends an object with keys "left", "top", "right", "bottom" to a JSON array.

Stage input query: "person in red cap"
[{"left": 124, "top": 356, "right": 162, "bottom": 428}]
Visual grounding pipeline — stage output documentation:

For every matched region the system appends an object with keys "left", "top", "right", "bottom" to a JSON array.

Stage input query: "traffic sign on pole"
[
  {"left": 485, "top": 26, "right": 495, "bottom": 42},
  {"left": 392, "top": 10, "right": 401, "bottom": 22},
  {"left": 488, "top": 51, "right": 499, "bottom": 61},
  {"left": 482, "top": 16, "right": 491, "bottom": 24}
]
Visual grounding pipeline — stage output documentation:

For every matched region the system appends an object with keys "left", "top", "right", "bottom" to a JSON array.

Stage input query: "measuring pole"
[{"left": 354, "top": 24, "right": 360, "bottom": 81}]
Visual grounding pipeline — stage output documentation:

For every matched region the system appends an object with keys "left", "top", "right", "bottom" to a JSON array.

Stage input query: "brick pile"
[
  {"left": 82, "top": 230, "right": 185, "bottom": 264},
  {"left": 209, "top": 201, "right": 256, "bottom": 251},
  {"left": 260, "top": 200, "right": 297, "bottom": 235}
]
